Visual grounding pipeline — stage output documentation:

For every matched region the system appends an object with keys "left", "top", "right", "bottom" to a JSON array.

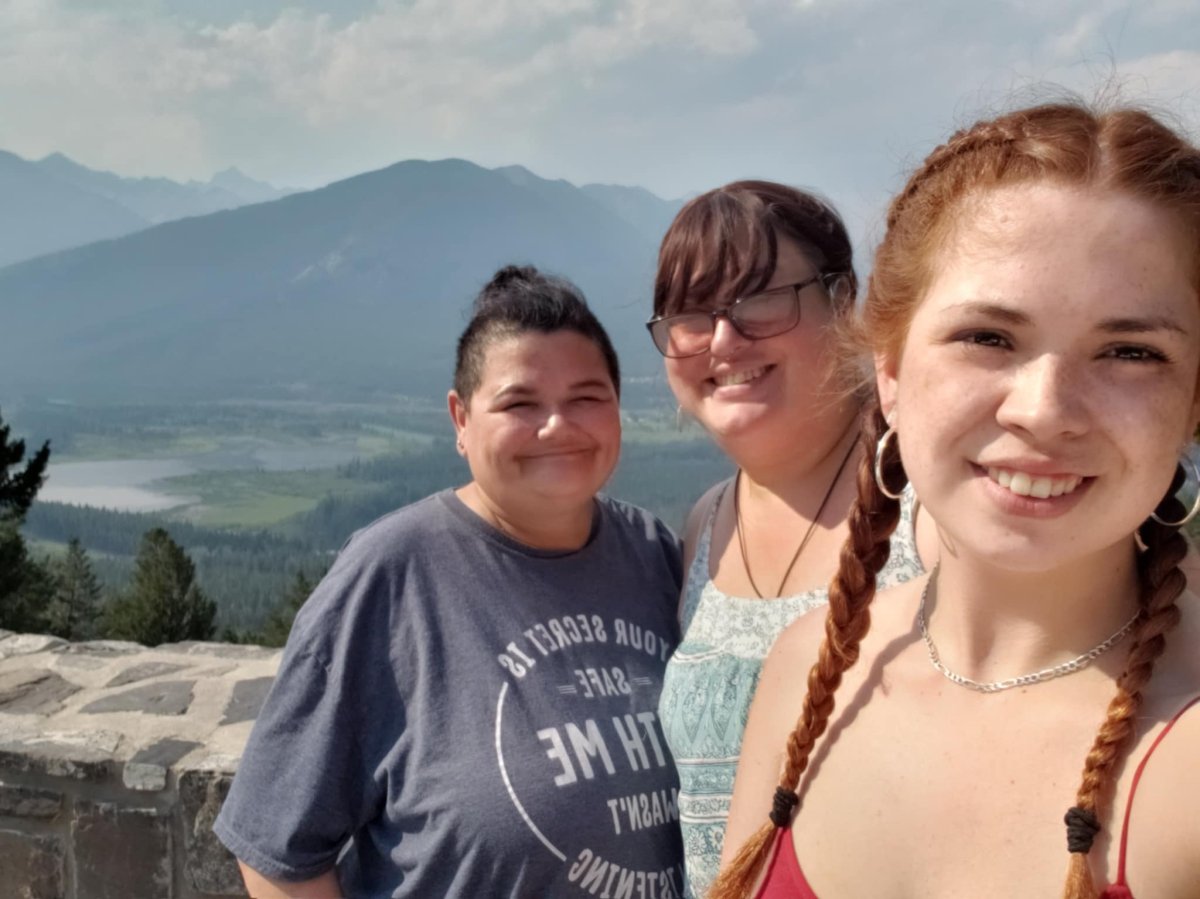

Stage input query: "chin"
[{"left": 526, "top": 477, "right": 606, "bottom": 505}]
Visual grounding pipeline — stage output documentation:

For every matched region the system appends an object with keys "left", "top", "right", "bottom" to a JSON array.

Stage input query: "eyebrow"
[
  {"left": 941, "top": 301, "right": 1030, "bottom": 325},
  {"left": 943, "top": 301, "right": 1190, "bottom": 337},
  {"left": 1097, "top": 315, "right": 1189, "bottom": 337},
  {"left": 492, "top": 379, "right": 612, "bottom": 398}
]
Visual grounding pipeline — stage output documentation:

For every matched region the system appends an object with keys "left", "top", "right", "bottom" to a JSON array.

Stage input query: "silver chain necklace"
[{"left": 917, "top": 573, "right": 1140, "bottom": 694}]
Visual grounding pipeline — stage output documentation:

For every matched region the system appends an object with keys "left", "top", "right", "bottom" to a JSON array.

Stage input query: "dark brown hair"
[
  {"left": 453, "top": 264, "right": 620, "bottom": 401},
  {"left": 653, "top": 180, "right": 858, "bottom": 319},
  {"left": 711, "top": 103, "right": 1200, "bottom": 899}
]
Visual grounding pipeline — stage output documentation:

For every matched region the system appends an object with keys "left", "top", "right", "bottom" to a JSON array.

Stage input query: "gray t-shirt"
[{"left": 215, "top": 489, "right": 686, "bottom": 898}]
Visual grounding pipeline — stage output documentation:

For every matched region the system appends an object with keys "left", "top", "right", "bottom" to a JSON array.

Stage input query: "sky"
[{"left": 3, "top": 0, "right": 1199, "bottom": 243}]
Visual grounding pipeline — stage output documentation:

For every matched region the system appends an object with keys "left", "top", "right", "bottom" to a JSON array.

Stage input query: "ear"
[
  {"left": 874, "top": 350, "right": 900, "bottom": 424},
  {"left": 447, "top": 390, "right": 468, "bottom": 455}
]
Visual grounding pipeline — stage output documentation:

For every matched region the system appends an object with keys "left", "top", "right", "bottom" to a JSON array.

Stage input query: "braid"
[
  {"left": 885, "top": 117, "right": 1032, "bottom": 231},
  {"left": 1061, "top": 509, "right": 1188, "bottom": 899},
  {"left": 709, "top": 405, "right": 903, "bottom": 899}
]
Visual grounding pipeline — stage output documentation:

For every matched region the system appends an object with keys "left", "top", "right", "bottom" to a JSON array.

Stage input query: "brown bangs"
[
  {"left": 654, "top": 188, "right": 780, "bottom": 318},
  {"left": 652, "top": 180, "right": 856, "bottom": 318}
]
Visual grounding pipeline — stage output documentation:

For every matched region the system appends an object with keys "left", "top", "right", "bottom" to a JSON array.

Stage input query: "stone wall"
[{"left": 0, "top": 629, "right": 282, "bottom": 899}]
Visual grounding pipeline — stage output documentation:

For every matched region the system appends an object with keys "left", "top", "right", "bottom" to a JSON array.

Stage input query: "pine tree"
[
  {"left": 45, "top": 538, "right": 103, "bottom": 640},
  {"left": 260, "top": 571, "right": 314, "bottom": 647},
  {"left": 0, "top": 412, "right": 50, "bottom": 520},
  {"left": 0, "top": 410, "right": 52, "bottom": 632},
  {"left": 104, "top": 528, "right": 216, "bottom": 646}
]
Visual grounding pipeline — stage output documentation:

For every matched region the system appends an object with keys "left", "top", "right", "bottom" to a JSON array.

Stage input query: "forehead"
[
  {"left": 684, "top": 233, "right": 819, "bottom": 301},
  {"left": 913, "top": 182, "right": 1199, "bottom": 332},
  {"left": 477, "top": 330, "right": 611, "bottom": 387}
]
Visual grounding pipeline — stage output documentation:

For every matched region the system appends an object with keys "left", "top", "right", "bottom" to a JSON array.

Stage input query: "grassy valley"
[{"left": 15, "top": 394, "right": 730, "bottom": 635}]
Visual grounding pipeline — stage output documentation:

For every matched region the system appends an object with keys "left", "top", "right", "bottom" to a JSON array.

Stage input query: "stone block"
[
  {"left": 73, "top": 801, "right": 171, "bottom": 899},
  {"left": 105, "top": 661, "right": 189, "bottom": 688},
  {"left": 0, "top": 730, "right": 121, "bottom": 782},
  {"left": 0, "top": 669, "right": 81, "bottom": 715},
  {"left": 0, "top": 783, "right": 63, "bottom": 819},
  {"left": 157, "top": 641, "right": 278, "bottom": 660},
  {"left": 0, "top": 829, "right": 64, "bottom": 899},
  {"left": 179, "top": 770, "right": 247, "bottom": 896},
  {"left": 221, "top": 677, "right": 275, "bottom": 725},
  {"left": 123, "top": 738, "right": 202, "bottom": 792},
  {"left": 81, "top": 679, "right": 195, "bottom": 716},
  {"left": 0, "top": 634, "right": 67, "bottom": 660},
  {"left": 60, "top": 640, "right": 143, "bottom": 656}
]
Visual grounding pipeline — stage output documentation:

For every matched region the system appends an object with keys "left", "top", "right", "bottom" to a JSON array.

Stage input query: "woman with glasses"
[
  {"left": 647, "top": 182, "right": 927, "bottom": 897},
  {"left": 216, "top": 265, "right": 686, "bottom": 898}
]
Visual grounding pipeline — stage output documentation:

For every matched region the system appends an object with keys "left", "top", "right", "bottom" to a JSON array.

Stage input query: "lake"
[{"left": 40, "top": 441, "right": 368, "bottom": 512}]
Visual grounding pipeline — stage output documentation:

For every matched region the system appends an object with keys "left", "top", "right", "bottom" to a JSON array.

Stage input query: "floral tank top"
[{"left": 657, "top": 483, "right": 924, "bottom": 898}]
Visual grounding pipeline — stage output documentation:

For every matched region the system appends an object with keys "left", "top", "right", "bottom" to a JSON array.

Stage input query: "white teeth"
[
  {"left": 986, "top": 467, "right": 1082, "bottom": 499},
  {"left": 715, "top": 367, "right": 767, "bottom": 387}
]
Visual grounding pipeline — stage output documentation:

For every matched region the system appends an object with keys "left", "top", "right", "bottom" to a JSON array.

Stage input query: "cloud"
[{"left": 0, "top": 0, "right": 1196, "bottom": 207}]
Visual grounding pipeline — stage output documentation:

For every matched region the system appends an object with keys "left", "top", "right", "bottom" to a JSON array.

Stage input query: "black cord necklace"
[{"left": 733, "top": 428, "right": 859, "bottom": 599}]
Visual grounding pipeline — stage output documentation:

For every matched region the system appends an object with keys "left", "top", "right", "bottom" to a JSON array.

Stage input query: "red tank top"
[{"left": 753, "top": 695, "right": 1200, "bottom": 899}]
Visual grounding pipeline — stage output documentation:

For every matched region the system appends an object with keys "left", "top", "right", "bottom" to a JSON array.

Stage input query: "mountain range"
[
  {"left": 0, "top": 155, "right": 683, "bottom": 401},
  {"left": 0, "top": 151, "right": 294, "bottom": 268}
]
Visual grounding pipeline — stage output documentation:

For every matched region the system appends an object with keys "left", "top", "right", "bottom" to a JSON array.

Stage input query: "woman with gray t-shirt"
[{"left": 217, "top": 266, "right": 686, "bottom": 898}]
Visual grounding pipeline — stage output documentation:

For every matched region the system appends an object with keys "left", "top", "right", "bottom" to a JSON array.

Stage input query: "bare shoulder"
[{"left": 1123, "top": 609, "right": 1200, "bottom": 896}]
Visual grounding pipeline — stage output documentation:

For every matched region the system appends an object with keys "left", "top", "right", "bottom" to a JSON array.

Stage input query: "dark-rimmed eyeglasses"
[{"left": 646, "top": 273, "right": 839, "bottom": 358}]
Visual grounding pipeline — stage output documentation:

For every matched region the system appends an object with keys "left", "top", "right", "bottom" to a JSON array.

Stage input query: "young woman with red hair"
[{"left": 716, "top": 102, "right": 1200, "bottom": 898}]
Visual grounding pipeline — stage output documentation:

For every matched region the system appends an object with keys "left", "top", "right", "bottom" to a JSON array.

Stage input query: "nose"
[
  {"left": 707, "top": 314, "right": 752, "bottom": 359},
  {"left": 995, "top": 354, "right": 1090, "bottom": 440},
  {"left": 539, "top": 411, "right": 568, "bottom": 438}
]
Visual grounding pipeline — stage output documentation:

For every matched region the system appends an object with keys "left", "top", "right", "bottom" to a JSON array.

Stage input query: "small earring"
[
  {"left": 456, "top": 438, "right": 465, "bottom": 452},
  {"left": 675, "top": 405, "right": 687, "bottom": 432},
  {"left": 873, "top": 425, "right": 905, "bottom": 501},
  {"left": 1149, "top": 452, "right": 1200, "bottom": 528}
]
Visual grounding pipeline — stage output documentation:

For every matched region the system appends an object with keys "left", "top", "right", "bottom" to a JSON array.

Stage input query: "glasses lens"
[
  {"left": 732, "top": 287, "right": 800, "bottom": 338},
  {"left": 652, "top": 313, "right": 713, "bottom": 357}
]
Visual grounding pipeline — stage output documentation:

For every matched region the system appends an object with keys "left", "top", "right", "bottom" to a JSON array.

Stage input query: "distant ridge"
[
  {"left": 0, "top": 158, "right": 674, "bottom": 402},
  {"left": 34, "top": 153, "right": 294, "bottom": 227},
  {"left": 0, "top": 151, "right": 150, "bottom": 268},
  {"left": 0, "top": 150, "right": 296, "bottom": 268}
]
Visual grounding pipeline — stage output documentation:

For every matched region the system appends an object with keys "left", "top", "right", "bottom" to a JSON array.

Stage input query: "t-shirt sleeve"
[{"left": 214, "top": 643, "right": 380, "bottom": 881}]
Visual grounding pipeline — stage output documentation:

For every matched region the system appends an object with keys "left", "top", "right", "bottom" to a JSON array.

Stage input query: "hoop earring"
[
  {"left": 1150, "top": 452, "right": 1200, "bottom": 528},
  {"left": 873, "top": 426, "right": 905, "bottom": 501}
]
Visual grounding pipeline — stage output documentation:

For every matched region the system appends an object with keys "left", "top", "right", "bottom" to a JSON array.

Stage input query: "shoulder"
[
  {"left": 338, "top": 491, "right": 457, "bottom": 559},
  {"left": 681, "top": 479, "right": 729, "bottom": 562},
  {"left": 287, "top": 492, "right": 458, "bottom": 655},
  {"left": 1121, "top": 664, "right": 1200, "bottom": 892},
  {"left": 596, "top": 495, "right": 685, "bottom": 596},
  {"left": 685, "top": 480, "right": 728, "bottom": 546},
  {"left": 598, "top": 495, "right": 681, "bottom": 557}
]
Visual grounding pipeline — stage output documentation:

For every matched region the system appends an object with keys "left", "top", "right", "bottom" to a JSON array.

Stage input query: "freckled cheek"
[{"left": 1103, "top": 385, "right": 1195, "bottom": 449}]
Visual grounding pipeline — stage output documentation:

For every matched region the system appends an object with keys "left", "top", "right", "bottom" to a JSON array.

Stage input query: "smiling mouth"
[
  {"left": 713, "top": 366, "right": 769, "bottom": 388},
  {"left": 986, "top": 466, "right": 1085, "bottom": 499},
  {"left": 527, "top": 448, "right": 592, "bottom": 460}
]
